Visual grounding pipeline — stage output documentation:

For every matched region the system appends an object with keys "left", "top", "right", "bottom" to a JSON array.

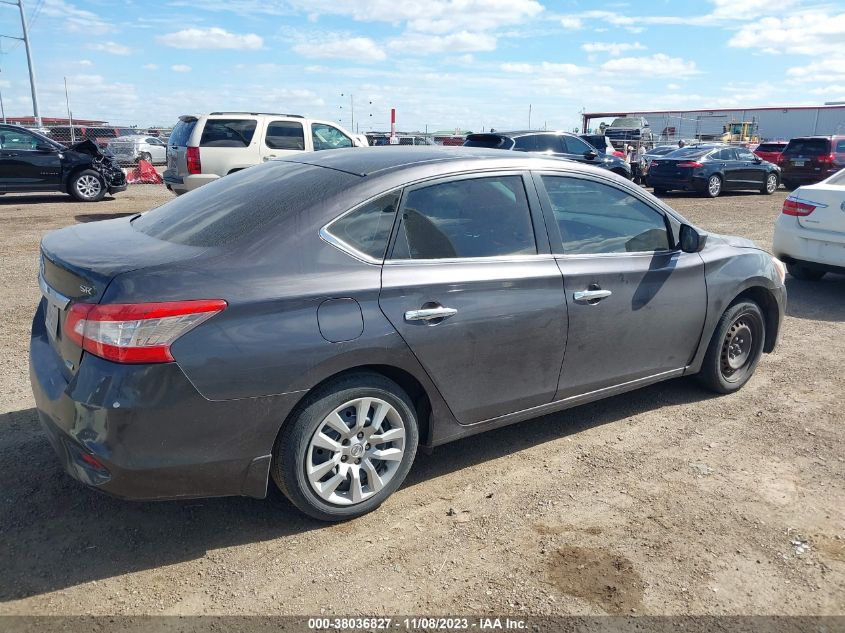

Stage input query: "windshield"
[
  {"left": 132, "top": 161, "right": 358, "bottom": 247},
  {"left": 610, "top": 117, "right": 643, "bottom": 128}
]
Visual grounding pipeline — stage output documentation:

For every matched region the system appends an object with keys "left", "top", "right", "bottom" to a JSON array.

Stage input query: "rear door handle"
[
  {"left": 404, "top": 307, "right": 458, "bottom": 322},
  {"left": 573, "top": 289, "right": 612, "bottom": 304}
]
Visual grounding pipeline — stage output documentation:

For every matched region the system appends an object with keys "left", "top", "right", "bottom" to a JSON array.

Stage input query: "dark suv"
[
  {"left": 779, "top": 136, "right": 845, "bottom": 188},
  {"left": 464, "top": 131, "right": 632, "bottom": 178},
  {"left": 0, "top": 124, "right": 126, "bottom": 201}
]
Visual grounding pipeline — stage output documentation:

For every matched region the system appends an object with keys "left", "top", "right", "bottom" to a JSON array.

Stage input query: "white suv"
[{"left": 163, "top": 112, "right": 364, "bottom": 195}]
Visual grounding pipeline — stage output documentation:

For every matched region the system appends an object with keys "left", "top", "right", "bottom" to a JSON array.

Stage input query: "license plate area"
[
  {"left": 45, "top": 302, "right": 60, "bottom": 343},
  {"left": 792, "top": 160, "right": 805, "bottom": 167}
]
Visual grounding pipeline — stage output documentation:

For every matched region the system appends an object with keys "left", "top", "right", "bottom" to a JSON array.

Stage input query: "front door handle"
[
  {"left": 573, "top": 289, "right": 612, "bottom": 304},
  {"left": 404, "top": 306, "right": 458, "bottom": 322}
]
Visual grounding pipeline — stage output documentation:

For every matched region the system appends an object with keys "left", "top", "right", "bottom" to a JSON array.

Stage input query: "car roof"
[
  {"left": 278, "top": 146, "right": 613, "bottom": 178},
  {"left": 472, "top": 130, "right": 574, "bottom": 139}
]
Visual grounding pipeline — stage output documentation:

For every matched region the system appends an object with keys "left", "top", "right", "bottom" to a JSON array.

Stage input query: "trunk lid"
[
  {"left": 794, "top": 184, "right": 845, "bottom": 235},
  {"left": 39, "top": 216, "right": 208, "bottom": 378},
  {"left": 164, "top": 116, "right": 197, "bottom": 181}
]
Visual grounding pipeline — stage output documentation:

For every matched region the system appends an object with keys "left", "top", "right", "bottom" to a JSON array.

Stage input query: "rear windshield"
[
  {"left": 784, "top": 138, "right": 830, "bottom": 155},
  {"left": 645, "top": 146, "right": 677, "bottom": 156},
  {"left": 131, "top": 162, "right": 358, "bottom": 247},
  {"left": 464, "top": 135, "right": 514, "bottom": 149},
  {"left": 200, "top": 118, "right": 257, "bottom": 147},
  {"left": 169, "top": 119, "right": 196, "bottom": 147},
  {"left": 664, "top": 147, "right": 710, "bottom": 159},
  {"left": 755, "top": 143, "right": 786, "bottom": 152}
]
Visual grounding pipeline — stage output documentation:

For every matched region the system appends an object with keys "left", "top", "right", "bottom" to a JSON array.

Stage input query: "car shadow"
[
  {"left": 0, "top": 195, "right": 118, "bottom": 205},
  {"left": 652, "top": 190, "right": 770, "bottom": 199},
  {"left": 0, "top": 377, "right": 716, "bottom": 601},
  {"left": 74, "top": 212, "right": 137, "bottom": 223},
  {"left": 785, "top": 275, "right": 845, "bottom": 322}
]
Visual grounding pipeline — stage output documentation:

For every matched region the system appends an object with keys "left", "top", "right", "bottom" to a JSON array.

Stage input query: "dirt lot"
[{"left": 0, "top": 184, "right": 843, "bottom": 617}]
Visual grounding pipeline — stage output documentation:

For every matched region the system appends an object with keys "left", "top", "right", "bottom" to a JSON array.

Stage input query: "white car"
[
  {"left": 163, "top": 112, "right": 364, "bottom": 195},
  {"left": 773, "top": 168, "right": 845, "bottom": 280},
  {"left": 107, "top": 134, "right": 168, "bottom": 165}
]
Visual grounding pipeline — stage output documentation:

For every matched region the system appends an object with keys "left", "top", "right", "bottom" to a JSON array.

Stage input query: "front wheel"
[
  {"left": 696, "top": 300, "right": 765, "bottom": 394},
  {"left": 68, "top": 169, "right": 106, "bottom": 202},
  {"left": 786, "top": 262, "right": 825, "bottom": 281},
  {"left": 761, "top": 172, "right": 779, "bottom": 194},
  {"left": 704, "top": 174, "right": 722, "bottom": 198},
  {"left": 272, "top": 372, "right": 419, "bottom": 521}
]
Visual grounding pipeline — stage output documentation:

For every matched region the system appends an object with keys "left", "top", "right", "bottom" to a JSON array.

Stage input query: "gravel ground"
[{"left": 0, "top": 183, "right": 843, "bottom": 617}]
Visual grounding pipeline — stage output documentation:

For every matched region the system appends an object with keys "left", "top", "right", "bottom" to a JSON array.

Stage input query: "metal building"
[{"left": 582, "top": 104, "right": 845, "bottom": 142}]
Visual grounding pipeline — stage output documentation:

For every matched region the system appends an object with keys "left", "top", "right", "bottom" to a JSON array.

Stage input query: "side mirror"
[
  {"left": 584, "top": 150, "right": 598, "bottom": 160},
  {"left": 35, "top": 143, "right": 56, "bottom": 153},
  {"left": 679, "top": 224, "right": 707, "bottom": 253},
  {"left": 753, "top": 157, "right": 762, "bottom": 164}
]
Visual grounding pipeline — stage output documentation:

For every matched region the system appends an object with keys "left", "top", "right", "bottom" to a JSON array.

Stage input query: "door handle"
[
  {"left": 573, "top": 289, "right": 612, "bottom": 304},
  {"left": 404, "top": 306, "right": 458, "bottom": 322}
]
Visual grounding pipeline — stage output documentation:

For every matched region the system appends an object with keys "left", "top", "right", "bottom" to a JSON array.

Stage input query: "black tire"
[
  {"left": 696, "top": 300, "right": 766, "bottom": 394},
  {"left": 272, "top": 372, "right": 419, "bottom": 522},
  {"left": 137, "top": 152, "right": 152, "bottom": 163},
  {"left": 704, "top": 174, "right": 722, "bottom": 198},
  {"left": 68, "top": 169, "right": 106, "bottom": 202},
  {"left": 786, "top": 262, "right": 825, "bottom": 281},
  {"left": 782, "top": 179, "right": 796, "bottom": 191},
  {"left": 652, "top": 187, "right": 666, "bottom": 195},
  {"left": 761, "top": 172, "right": 778, "bottom": 195}
]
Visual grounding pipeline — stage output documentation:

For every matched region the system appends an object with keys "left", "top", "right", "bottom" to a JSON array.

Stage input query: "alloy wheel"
[
  {"left": 75, "top": 174, "right": 102, "bottom": 200},
  {"left": 306, "top": 397, "right": 406, "bottom": 506},
  {"left": 708, "top": 176, "right": 721, "bottom": 196},
  {"left": 766, "top": 174, "right": 777, "bottom": 193}
]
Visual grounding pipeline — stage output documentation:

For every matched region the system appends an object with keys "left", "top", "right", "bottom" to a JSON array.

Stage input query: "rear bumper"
[
  {"left": 29, "top": 302, "right": 302, "bottom": 501},
  {"left": 164, "top": 173, "right": 218, "bottom": 195},
  {"left": 781, "top": 167, "right": 840, "bottom": 183},
  {"left": 773, "top": 216, "right": 845, "bottom": 271},
  {"left": 108, "top": 184, "right": 127, "bottom": 194}
]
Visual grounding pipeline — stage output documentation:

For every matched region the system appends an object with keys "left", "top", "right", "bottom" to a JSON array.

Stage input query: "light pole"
[
  {"left": 0, "top": 0, "right": 41, "bottom": 126},
  {"left": 340, "top": 94, "right": 373, "bottom": 133}
]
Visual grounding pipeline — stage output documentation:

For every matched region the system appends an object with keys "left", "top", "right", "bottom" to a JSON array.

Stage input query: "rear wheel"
[
  {"left": 696, "top": 300, "right": 765, "bottom": 394},
  {"left": 704, "top": 174, "right": 722, "bottom": 198},
  {"left": 786, "top": 262, "right": 825, "bottom": 281},
  {"left": 761, "top": 172, "right": 778, "bottom": 194},
  {"left": 68, "top": 169, "right": 106, "bottom": 202},
  {"left": 272, "top": 372, "right": 419, "bottom": 521}
]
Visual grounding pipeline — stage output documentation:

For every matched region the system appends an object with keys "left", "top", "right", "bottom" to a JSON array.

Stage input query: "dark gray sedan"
[{"left": 30, "top": 147, "right": 786, "bottom": 521}]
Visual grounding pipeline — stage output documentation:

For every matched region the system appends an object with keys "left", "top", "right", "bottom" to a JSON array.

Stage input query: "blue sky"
[{"left": 0, "top": 0, "right": 843, "bottom": 132}]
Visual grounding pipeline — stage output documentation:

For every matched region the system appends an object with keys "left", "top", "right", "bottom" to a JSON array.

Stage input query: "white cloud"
[
  {"left": 158, "top": 27, "right": 263, "bottom": 50},
  {"left": 171, "top": 64, "right": 192, "bottom": 73},
  {"left": 559, "top": 16, "right": 583, "bottom": 30},
  {"left": 390, "top": 31, "right": 497, "bottom": 54},
  {"left": 76, "top": 59, "right": 93, "bottom": 66},
  {"left": 601, "top": 53, "right": 699, "bottom": 78},
  {"left": 729, "top": 12, "right": 845, "bottom": 56},
  {"left": 87, "top": 41, "right": 132, "bottom": 56},
  {"left": 287, "top": 0, "right": 543, "bottom": 34},
  {"left": 294, "top": 37, "right": 386, "bottom": 61},
  {"left": 42, "top": 0, "right": 113, "bottom": 34},
  {"left": 501, "top": 61, "right": 589, "bottom": 75},
  {"left": 142, "top": 63, "right": 159, "bottom": 70},
  {"left": 582, "top": 41, "right": 646, "bottom": 56},
  {"left": 786, "top": 57, "right": 845, "bottom": 82}
]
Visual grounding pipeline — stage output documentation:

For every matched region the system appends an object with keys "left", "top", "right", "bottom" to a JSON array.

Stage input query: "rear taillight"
[
  {"left": 64, "top": 299, "right": 226, "bottom": 364},
  {"left": 678, "top": 161, "right": 704, "bottom": 168},
  {"left": 186, "top": 146, "right": 201, "bottom": 175},
  {"left": 817, "top": 153, "right": 836, "bottom": 165},
  {"left": 782, "top": 198, "right": 816, "bottom": 217},
  {"left": 775, "top": 154, "right": 785, "bottom": 164}
]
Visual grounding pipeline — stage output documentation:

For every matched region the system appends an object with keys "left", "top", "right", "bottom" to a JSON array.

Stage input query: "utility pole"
[
  {"left": 64, "top": 76, "right": 74, "bottom": 142},
  {"left": 528, "top": 104, "right": 532, "bottom": 130},
  {"left": 0, "top": 0, "right": 41, "bottom": 126},
  {"left": 0, "top": 68, "right": 6, "bottom": 123}
]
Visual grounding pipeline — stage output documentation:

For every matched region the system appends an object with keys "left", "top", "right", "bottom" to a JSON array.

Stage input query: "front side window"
[
  {"left": 311, "top": 124, "right": 353, "bottom": 151},
  {"left": 392, "top": 175, "right": 536, "bottom": 260},
  {"left": 562, "top": 135, "right": 593, "bottom": 155},
  {"left": 737, "top": 149, "right": 756, "bottom": 161},
  {"left": 0, "top": 129, "right": 41, "bottom": 150},
  {"left": 534, "top": 134, "right": 564, "bottom": 153},
  {"left": 541, "top": 176, "right": 670, "bottom": 255},
  {"left": 200, "top": 119, "right": 257, "bottom": 148},
  {"left": 325, "top": 193, "right": 400, "bottom": 261},
  {"left": 265, "top": 121, "right": 305, "bottom": 150}
]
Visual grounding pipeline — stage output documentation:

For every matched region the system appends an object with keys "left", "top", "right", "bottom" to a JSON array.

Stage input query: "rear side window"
[
  {"left": 513, "top": 136, "right": 537, "bottom": 151},
  {"left": 200, "top": 119, "right": 257, "bottom": 147},
  {"left": 169, "top": 119, "right": 196, "bottom": 146},
  {"left": 835, "top": 140, "right": 845, "bottom": 153},
  {"left": 464, "top": 135, "right": 514, "bottom": 149},
  {"left": 325, "top": 193, "right": 400, "bottom": 260},
  {"left": 784, "top": 138, "right": 830, "bottom": 155},
  {"left": 265, "top": 121, "right": 305, "bottom": 150},
  {"left": 535, "top": 134, "right": 564, "bottom": 152},
  {"left": 132, "top": 162, "right": 357, "bottom": 247},
  {"left": 562, "top": 135, "right": 593, "bottom": 154},
  {"left": 391, "top": 175, "right": 536, "bottom": 260},
  {"left": 542, "top": 176, "right": 670, "bottom": 255}
]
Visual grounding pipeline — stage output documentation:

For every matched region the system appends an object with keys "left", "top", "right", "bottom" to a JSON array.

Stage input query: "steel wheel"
[
  {"left": 764, "top": 173, "right": 778, "bottom": 194},
  {"left": 697, "top": 300, "right": 766, "bottom": 394},
  {"left": 75, "top": 174, "right": 102, "bottom": 200},
  {"left": 718, "top": 310, "right": 762, "bottom": 383},
  {"left": 707, "top": 175, "right": 722, "bottom": 197},
  {"left": 306, "top": 397, "right": 406, "bottom": 506}
]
